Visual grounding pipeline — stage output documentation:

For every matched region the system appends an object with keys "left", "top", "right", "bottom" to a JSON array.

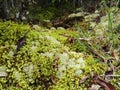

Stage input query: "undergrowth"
[{"left": 0, "top": 21, "right": 107, "bottom": 89}]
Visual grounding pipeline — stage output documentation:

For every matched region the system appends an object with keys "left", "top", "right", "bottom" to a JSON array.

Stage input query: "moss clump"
[{"left": 0, "top": 21, "right": 107, "bottom": 89}]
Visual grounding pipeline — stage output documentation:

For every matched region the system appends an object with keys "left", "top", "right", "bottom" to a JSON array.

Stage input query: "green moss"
[
  {"left": 0, "top": 21, "right": 108, "bottom": 89},
  {"left": 29, "top": 6, "right": 57, "bottom": 22}
]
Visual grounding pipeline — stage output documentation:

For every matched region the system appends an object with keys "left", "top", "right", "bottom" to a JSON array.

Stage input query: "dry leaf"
[{"left": 88, "top": 73, "right": 116, "bottom": 90}]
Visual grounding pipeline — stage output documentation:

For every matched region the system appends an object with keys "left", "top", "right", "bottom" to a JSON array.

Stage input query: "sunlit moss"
[{"left": 0, "top": 21, "right": 108, "bottom": 89}]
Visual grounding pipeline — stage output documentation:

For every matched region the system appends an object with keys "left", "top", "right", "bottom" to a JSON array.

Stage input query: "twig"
[
  {"left": 101, "top": 75, "right": 120, "bottom": 77},
  {"left": 78, "top": 37, "right": 92, "bottom": 41}
]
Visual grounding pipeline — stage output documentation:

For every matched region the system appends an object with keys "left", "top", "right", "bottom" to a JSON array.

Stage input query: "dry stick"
[
  {"left": 78, "top": 37, "right": 92, "bottom": 41},
  {"left": 101, "top": 75, "right": 120, "bottom": 77}
]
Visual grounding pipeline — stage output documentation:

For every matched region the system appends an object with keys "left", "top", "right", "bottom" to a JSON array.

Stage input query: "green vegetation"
[
  {"left": 0, "top": 21, "right": 108, "bottom": 89},
  {"left": 0, "top": 0, "right": 120, "bottom": 90}
]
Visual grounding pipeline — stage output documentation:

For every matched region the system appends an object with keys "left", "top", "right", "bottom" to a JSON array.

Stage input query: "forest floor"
[{"left": 0, "top": 7, "right": 120, "bottom": 90}]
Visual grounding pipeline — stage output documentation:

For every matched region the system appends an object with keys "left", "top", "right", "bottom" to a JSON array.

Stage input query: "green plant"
[{"left": 0, "top": 21, "right": 108, "bottom": 89}]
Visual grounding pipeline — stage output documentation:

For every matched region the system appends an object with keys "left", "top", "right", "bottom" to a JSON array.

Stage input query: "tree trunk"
[
  {"left": 3, "top": 0, "right": 9, "bottom": 19},
  {"left": 11, "top": 0, "right": 15, "bottom": 8}
]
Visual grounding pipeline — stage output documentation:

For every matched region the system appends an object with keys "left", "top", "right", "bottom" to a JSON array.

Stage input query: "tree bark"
[{"left": 3, "top": 0, "right": 9, "bottom": 19}]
